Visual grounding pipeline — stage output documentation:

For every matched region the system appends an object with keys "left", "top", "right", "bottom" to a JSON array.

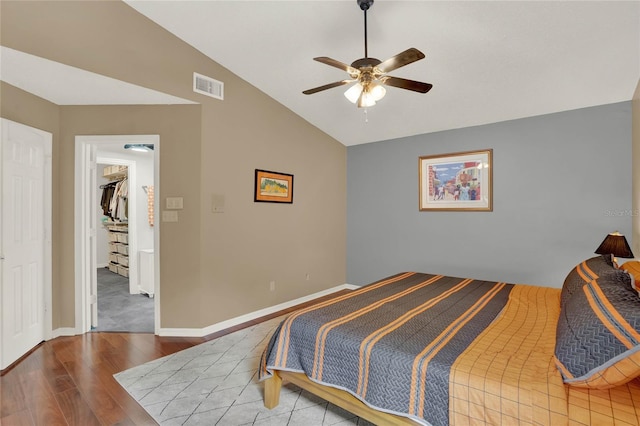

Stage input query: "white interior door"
[
  {"left": 1, "top": 119, "right": 52, "bottom": 370},
  {"left": 78, "top": 143, "right": 100, "bottom": 330},
  {"left": 88, "top": 146, "right": 98, "bottom": 328}
]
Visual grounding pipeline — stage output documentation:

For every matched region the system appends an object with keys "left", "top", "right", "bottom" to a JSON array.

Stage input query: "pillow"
[
  {"left": 560, "top": 255, "right": 615, "bottom": 308},
  {"left": 554, "top": 269, "right": 640, "bottom": 388}
]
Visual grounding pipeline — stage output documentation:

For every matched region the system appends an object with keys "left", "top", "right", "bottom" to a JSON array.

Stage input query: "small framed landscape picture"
[
  {"left": 418, "top": 149, "right": 492, "bottom": 211},
  {"left": 254, "top": 169, "right": 294, "bottom": 204}
]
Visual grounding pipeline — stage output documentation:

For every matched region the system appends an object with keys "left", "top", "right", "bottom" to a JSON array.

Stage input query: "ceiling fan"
[{"left": 303, "top": 0, "right": 433, "bottom": 108}]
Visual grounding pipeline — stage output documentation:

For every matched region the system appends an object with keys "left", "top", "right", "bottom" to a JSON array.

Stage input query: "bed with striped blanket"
[{"left": 259, "top": 269, "right": 640, "bottom": 425}]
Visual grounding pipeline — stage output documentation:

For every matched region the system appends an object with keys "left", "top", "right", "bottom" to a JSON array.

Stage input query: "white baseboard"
[
  {"left": 50, "top": 327, "right": 78, "bottom": 339},
  {"left": 97, "top": 262, "right": 108, "bottom": 268},
  {"left": 159, "top": 283, "right": 359, "bottom": 337}
]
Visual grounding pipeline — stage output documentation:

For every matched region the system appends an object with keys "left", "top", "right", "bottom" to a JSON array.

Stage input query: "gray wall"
[{"left": 347, "top": 102, "right": 633, "bottom": 288}]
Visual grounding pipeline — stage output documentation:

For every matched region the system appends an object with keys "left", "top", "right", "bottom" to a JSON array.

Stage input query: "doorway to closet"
[
  {"left": 96, "top": 158, "right": 153, "bottom": 332},
  {"left": 75, "top": 135, "right": 159, "bottom": 335}
]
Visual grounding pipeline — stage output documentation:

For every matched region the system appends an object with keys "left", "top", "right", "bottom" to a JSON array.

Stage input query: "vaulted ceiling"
[{"left": 2, "top": 1, "right": 639, "bottom": 146}]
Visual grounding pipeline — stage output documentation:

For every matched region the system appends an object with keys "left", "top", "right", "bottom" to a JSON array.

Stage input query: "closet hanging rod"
[{"left": 99, "top": 181, "right": 119, "bottom": 189}]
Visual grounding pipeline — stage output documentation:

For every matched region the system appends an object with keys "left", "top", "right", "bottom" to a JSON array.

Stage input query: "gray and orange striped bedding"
[{"left": 259, "top": 272, "right": 640, "bottom": 425}]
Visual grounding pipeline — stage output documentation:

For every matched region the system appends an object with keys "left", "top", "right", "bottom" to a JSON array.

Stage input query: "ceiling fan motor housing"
[
  {"left": 357, "top": 0, "right": 374, "bottom": 11},
  {"left": 351, "top": 57, "right": 381, "bottom": 70}
]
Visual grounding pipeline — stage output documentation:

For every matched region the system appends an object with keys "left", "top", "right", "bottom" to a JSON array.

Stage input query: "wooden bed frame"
[{"left": 263, "top": 370, "right": 421, "bottom": 425}]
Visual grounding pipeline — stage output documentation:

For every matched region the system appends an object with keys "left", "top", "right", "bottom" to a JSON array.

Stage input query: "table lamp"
[{"left": 594, "top": 231, "right": 634, "bottom": 265}]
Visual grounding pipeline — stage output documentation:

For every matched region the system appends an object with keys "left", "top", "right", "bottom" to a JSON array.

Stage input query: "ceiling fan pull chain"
[{"left": 364, "top": 108, "right": 369, "bottom": 123}]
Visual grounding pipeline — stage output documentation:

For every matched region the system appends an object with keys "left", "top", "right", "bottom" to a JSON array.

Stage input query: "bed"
[{"left": 259, "top": 256, "right": 640, "bottom": 425}]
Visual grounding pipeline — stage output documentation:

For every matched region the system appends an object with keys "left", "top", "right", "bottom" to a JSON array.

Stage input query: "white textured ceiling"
[
  {"left": 2, "top": 1, "right": 639, "bottom": 147},
  {"left": 124, "top": 0, "right": 640, "bottom": 146}
]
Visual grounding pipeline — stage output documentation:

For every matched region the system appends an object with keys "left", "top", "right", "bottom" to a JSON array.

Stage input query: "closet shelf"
[
  {"left": 107, "top": 222, "right": 129, "bottom": 278},
  {"left": 103, "top": 171, "right": 127, "bottom": 180},
  {"left": 103, "top": 165, "right": 127, "bottom": 179},
  {"left": 104, "top": 220, "right": 127, "bottom": 226}
]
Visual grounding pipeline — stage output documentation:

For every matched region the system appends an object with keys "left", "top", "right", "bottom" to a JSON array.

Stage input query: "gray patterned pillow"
[
  {"left": 560, "top": 255, "right": 615, "bottom": 308},
  {"left": 554, "top": 269, "right": 640, "bottom": 388}
]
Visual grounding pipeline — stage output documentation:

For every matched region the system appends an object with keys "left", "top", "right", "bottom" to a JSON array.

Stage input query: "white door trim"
[
  {"left": 74, "top": 135, "right": 160, "bottom": 334},
  {"left": 0, "top": 118, "right": 52, "bottom": 370}
]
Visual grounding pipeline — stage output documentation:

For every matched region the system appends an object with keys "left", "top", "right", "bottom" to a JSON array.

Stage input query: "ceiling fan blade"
[
  {"left": 382, "top": 76, "right": 433, "bottom": 93},
  {"left": 313, "top": 57, "right": 359, "bottom": 75},
  {"left": 375, "top": 48, "right": 425, "bottom": 74},
  {"left": 303, "top": 80, "right": 354, "bottom": 95}
]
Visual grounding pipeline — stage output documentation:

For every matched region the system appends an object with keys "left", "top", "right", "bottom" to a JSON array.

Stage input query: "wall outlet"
[
  {"left": 305, "top": 273, "right": 310, "bottom": 281},
  {"left": 269, "top": 281, "right": 276, "bottom": 291}
]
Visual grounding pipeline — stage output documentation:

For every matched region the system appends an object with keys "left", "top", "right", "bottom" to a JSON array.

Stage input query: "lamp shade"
[{"left": 594, "top": 231, "right": 634, "bottom": 259}]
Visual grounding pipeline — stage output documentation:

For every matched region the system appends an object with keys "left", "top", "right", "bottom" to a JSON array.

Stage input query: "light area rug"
[{"left": 114, "top": 316, "right": 374, "bottom": 425}]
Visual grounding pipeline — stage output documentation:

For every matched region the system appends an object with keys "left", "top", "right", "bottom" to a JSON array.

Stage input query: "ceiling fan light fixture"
[
  {"left": 345, "top": 81, "right": 385, "bottom": 107},
  {"left": 359, "top": 91, "right": 377, "bottom": 108},
  {"left": 370, "top": 83, "right": 386, "bottom": 101},
  {"left": 344, "top": 83, "right": 364, "bottom": 103}
]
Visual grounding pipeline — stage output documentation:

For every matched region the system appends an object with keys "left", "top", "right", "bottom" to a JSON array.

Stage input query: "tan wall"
[
  {"left": 1, "top": 1, "right": 346, "bottom": 330},
  {"left": 58, "top": 105, "right": 203, "bottom": 327},
  {"left": 632, "top": 79, "right": 640, "bottom": 257}
]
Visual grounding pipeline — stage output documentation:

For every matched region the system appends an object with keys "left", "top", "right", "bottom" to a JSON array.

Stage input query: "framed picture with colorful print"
[
  {"left": 254, "top": 169, "right": 294, "bottom": 204},
  {"left": 419, "top": 149, "right": 492, "bottom": 211}
]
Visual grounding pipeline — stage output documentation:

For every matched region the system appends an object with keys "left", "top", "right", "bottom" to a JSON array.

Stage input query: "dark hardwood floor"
[{"left": 0, "top": 290, "right": 350, "bottom": 425}]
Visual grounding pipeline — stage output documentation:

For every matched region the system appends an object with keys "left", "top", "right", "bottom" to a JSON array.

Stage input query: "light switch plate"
[
  {"left": 166, "top": 197, "right": 184, "bottom": 209},
  {"left": 212, "top": 194, "right": 225, "bottom": 213},
  {"left": 162, "top": 210, "right": 178, "bottom": 222}
]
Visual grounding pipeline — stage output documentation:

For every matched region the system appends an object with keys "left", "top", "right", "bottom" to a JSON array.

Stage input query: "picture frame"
[
  {"left": 418, "top": 149, "right": 492, "bottom": 211},
  {"left": 254, "top": 169, "right": 294, "bottom": 204}
]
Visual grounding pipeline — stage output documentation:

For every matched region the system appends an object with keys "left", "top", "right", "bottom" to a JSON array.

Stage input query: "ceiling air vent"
[{"left": 193, "top": 72, "right": 224, "bottom": 100}]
